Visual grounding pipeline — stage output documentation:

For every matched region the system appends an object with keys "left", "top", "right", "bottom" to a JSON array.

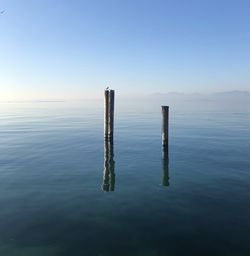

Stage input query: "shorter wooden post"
[{"left": 161, "top": 106, "right": 169, "bottom": 152}]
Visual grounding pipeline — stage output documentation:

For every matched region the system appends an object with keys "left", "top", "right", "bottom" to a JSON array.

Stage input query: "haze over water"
[{"left": 0, "top": 98, "right": 250, "bottom": 256}]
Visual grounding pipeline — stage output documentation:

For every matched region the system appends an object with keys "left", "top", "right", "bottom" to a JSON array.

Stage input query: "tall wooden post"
[
  {"left": 104, "top": 90, "right": 109, "bottom": 138},
  {"left": 108, "top": 90, "right": 115, "bottom": 138},
  {"left": 103, "top": 89, "right": 115, "bottom": 191},
  {"left": 104, "top": 89, "right": 115, "bottom": 139},
  {"left": 161, "top": 106, "right": 169, "bottom": 152}
]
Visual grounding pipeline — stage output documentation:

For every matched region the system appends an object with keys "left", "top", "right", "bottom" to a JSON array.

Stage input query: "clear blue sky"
[{"left": 0, "top": 0, "right": 250, "bottom": 100}]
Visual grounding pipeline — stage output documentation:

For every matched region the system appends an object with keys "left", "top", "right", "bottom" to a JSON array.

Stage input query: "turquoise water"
[{"left": 0, "top": 100, "right": 250, "bottom": 256}]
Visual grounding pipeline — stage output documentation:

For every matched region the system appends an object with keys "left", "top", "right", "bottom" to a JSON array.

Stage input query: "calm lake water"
[{"left": 0, "top": 99, "right": 250, "bottom": 256}]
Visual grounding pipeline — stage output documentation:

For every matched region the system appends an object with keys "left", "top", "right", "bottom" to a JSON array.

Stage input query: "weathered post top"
[{"left": 162, "top": 106, "right": 169, "bottom": 112}]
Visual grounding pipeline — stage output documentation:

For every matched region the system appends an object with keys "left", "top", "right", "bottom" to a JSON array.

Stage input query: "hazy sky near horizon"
[{"left": 0, "top": 0, "right": 250, "bottom": 100}]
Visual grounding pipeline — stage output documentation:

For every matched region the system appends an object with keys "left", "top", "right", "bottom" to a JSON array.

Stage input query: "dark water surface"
[{"left": 0, "top": 100, "right": 250, "bottom": 256}]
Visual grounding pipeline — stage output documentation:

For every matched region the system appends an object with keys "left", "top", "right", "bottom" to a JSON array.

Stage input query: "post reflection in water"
[
  {"left": 102, "top": 138, "right": 115, "bottom": 192},
  {"left": 162, "top": 150, "right": 169, "bottom": 186}
]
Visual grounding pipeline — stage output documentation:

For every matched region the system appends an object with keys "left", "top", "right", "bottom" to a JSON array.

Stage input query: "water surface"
[{"left": 0, "top": 100, "right": 250, "bottom": 256}]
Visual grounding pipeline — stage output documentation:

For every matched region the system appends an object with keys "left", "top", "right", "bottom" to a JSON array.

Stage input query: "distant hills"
[
  {"left": 211, "top": 90, "right": 250, "bottom": 98},
  {"left": 149, "top": 90, "right": 250, "bottom": 102}
]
